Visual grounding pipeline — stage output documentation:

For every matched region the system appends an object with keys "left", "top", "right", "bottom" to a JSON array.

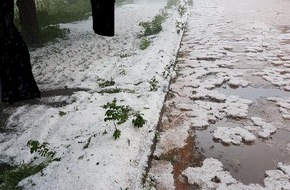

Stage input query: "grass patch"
[
  {"left": 149, "top": 76, "right": 159, "bottom": 91},
  {"left": 14, "top": 0, "right": 89, "bottom": 46},
  {"left": 177, "top": 4, "right": 186, "bottom": 17},
  {"left": 0, "top": 140, "right": 60, "bottom": 189},
  {"left": 175, "top": 21, "right": 186, "bottom": 34},
  {"left": 186, "top": 0, "right": 193, "bottom": 6},
  {"left": 116, "top": 0, "right": 134, "bottom": 6},
  {"left": 98, "top": 78, "right": 116, "bottom": 88},
  {"left": 14, "top": 0, "right": 137, "bottom": 46},
  {"left": 19, "top": 0, "right": 134, "bottom": 28},
  {"left": 40, "top": 25, "right": 70, "bottom": 43},
  {"left": 139, "top": 14, "right": 165, "bottom": 37},
  {"left": 165, "top": 0, "right": 180, "bottom": 9},
  {"left": 35, "top": 0, "right": 91, "bottom": 27},
  {"left": 139, "top": 38, "right": 151, "bottom": 50},
  {"left": 0, "top": 163, "right": 47, "bottom": 190},
  {"left": 102, "top": 99, "right": 146, "bottom": 139},
  {"left": 103, "top": 99, "right": 132, "bottom": 126},
  {"left": 132, "top": 113, "right": 147, "bottom": 128}
]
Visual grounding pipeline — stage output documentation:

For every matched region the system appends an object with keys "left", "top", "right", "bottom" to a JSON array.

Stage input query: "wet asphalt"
[{"left": 148, "top": 0, "right": 290, "bottom": 188}]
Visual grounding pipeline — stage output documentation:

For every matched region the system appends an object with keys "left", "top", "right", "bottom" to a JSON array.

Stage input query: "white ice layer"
[
  {"left": 182, "top": 158, "right": 290, "bottom": 190},
  {"left": 250, "top": 117, "right": 277, "bottom": 138},
  {"left": 213, "top": 126, "right": 256, "bottom": 145},
  {"left": 267, "top": 97, "right": 290, "bottom": 120},
  {"left": 213, "top": 116, "right": 277, "bottom": 145}
]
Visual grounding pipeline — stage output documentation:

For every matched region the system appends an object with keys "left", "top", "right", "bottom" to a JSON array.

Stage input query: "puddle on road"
[
  {"left": 195, "top": 120, "right": 290, "bottom": 185},
  {"left": 218, "top": 86, "right": 290, "bottom": 101},
  {"left": 193, "top": 85, "right": 290, "bottom": 185},
  {"left": 157, "top": 86, "right": 290, "bottom": 187}
]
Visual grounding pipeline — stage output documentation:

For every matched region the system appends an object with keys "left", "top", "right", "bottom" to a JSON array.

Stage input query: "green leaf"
[
  {"left": 59, "top": 111, "right": 67, "bottom": 116},
  {"left": 27, "top": 140, "right": 56, "bottom": 160},
  {"left": 103, "top": 99, "right": 132, "bottom": 125},
  {"left": 98, "top": 78, "right": 116, "bottom": 88},
  {"left": 113, "top": 129, "right": 121, "bottom": 139},
  {"left": 132, "top": 113, "right": 146, "bottom": 128}
]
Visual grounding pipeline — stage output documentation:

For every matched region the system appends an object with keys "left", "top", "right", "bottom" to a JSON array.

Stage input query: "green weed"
[
  {"left": 139, "top": 14, "right": 165, "bottom": 37},
  {"left": 165, "top": 0, "right": 180, "bottom": 9},
  {"left": 149, "top": 76, "right": 159, "bottom": 91},
  {"left": 177, "top": 5, "right": 186, "bottom": 17},
  {"left": 155, "top": 131, "right": 161, "bottom": 142},
  {"left": 116, "top": 0, "right": 133, "bottom": 6},
  {"left": 119, "top": 65, "right": 126, "bottom": 75},
  {"left": 13, "top": 0, "right": 88, "bottom": 46},
  {"left": 102, "top": 99, "right": 146, "bottom": 139},
  {"left": 160, "top": 8, "right": 169, "bottom": 18},
  {"left": 119, "top": 54, "right": 131, "bottom": 58},
  {"left": 113, "top": 129, "right": 122, "bottom": 140},
  {"left": 40, "top": 25, "right": 70, "bottom": 44},
  {"left": 98, "top": 78, "right": 116, "bottom": 88},
  {"left": 186, "top": 0, "right": 193, "bottom": 6},
  {"left": 0, "top": 140, "right": 59, "bottom": 190},
  {"left": 35, "top": 0, "right": 91, "bottom": 27},
  {"left": 140, "top": 38, "right": 151, "bottom": 50},
  {"left": 163, "top": 60, "right": 175, "bottom": 78},
  {"left": 0, "top": 163, "right": 47, "bottom": 190},
  {"left": 144, "top": 176, "right": 157, "bottom": 190},
  {"left": 27, "top": 140, "right": 55, "bottom": 159},
  {"left": 103, "top": 99, "right": 132, "bottom": 125},
  {"left": 175, "top": 21, "right": 185, "bottom": 34},
  {"left": 59, "top": 111, "right": 67, "bottom": 117},
  {"left": 132, "top": 113, "right": 147, "bottom": 128}
]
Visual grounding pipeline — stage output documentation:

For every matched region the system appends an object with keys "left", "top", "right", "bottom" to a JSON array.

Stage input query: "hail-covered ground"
[
  {"left": 0, "top": 0, "right": 189, "bottom": 189},
  {"left": 1, "top": 0, "right": 290, "bottom": 189}
]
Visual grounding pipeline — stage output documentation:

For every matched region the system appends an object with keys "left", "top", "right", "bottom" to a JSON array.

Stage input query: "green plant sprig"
[
  {"left": 0, "top": 163, "right": 47, "bottom": 190},
  {"left": 98, "top": 78, "right": 116, "bottom": 88},
  {"left": 149, "top": 76, "right": 159, "bottom": 91},
  {"left": 27, "top": 140, "right": 56, "bottom": 160},
  {"left": 102, "top": 99, "right": 132, "bottom": 125},
  {"left": 140, "top": 38, "right": 151, "bottom": 50},
  {"left": 138, "top": 14, "right": 165, "bottom": 37},
  {"left": 132, "top": 113, "right": 147, "bottom": 128},
  {"left": 0, "top": 140, "right": 60, "bottom": 189},
  {"left": 102, "top": 99, "right": 147, "bottom": 139}
]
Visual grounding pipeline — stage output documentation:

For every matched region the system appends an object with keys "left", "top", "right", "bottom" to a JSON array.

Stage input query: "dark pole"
[{"left": 16, "top": 0, "right": 40, "bottom": 45}]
